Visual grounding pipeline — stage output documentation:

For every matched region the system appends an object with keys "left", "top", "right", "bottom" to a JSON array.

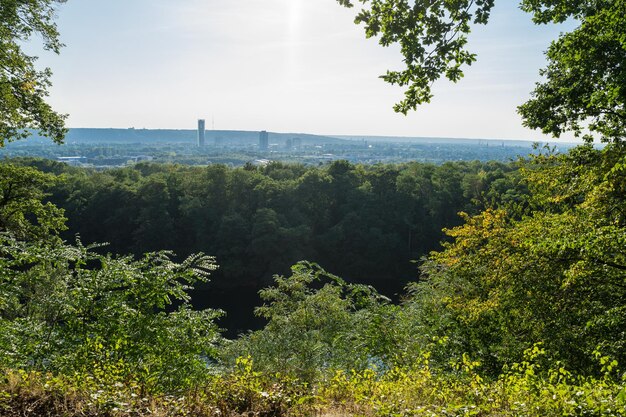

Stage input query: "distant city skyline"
[{"left": 34, "top": 1, "right": 578, "bottom": 142}]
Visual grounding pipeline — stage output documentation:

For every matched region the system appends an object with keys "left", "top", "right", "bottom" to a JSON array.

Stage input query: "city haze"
[{"left": 37, "top": 0, "right": 577, "bottom": 141}]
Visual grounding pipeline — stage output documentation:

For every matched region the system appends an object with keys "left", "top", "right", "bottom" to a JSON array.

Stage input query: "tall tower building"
[
  {"left": 197, "top": 119, "right": 206, "bottom": 146},
  {"left": 259, "top": 130, "right": 269, "bottom": 151}
]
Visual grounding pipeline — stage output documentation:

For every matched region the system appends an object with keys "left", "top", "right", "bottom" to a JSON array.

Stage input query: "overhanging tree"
[
  {"left": 519, "top": 0, "right": 626, "bottom": 143},
  {"left": 0, "top": 0, "right": 67, "bottom": 146},
  {"left": 337, "top": 0, "right": 496, "bottom": 114},
  {"left": 338, "top": 0, "right": 626, "bottom": 144}
]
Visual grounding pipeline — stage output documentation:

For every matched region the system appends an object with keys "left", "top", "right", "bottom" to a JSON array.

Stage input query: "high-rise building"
[
  {"left": 197, "top": 119, "right": 206, "bottom": 146},
  {"left": 259, "top": 130, "right": 269, "bottom": 151}
]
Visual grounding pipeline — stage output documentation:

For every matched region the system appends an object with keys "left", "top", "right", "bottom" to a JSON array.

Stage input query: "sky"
[{"left": 35, "top": 0, "right": 578, "bottom": 141}]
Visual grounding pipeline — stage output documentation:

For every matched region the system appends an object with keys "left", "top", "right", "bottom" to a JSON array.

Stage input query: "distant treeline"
[{"left": 24, "top": 158, "right": 526, "bottom": 333}]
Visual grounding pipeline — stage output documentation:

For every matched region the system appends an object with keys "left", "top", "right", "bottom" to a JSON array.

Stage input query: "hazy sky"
[{"left": 36, "top": 0, "right": 577, "bottom": 141}]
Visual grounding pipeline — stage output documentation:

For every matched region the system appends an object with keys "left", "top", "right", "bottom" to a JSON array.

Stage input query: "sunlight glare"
[{"left": 285, "top": 0, "right": 304, "bottom": 85}]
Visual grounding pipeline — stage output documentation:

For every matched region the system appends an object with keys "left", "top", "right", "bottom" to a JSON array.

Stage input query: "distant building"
[
  {"left": 259, "top": 130, "right": 269, "bottom": 151},
  {"left": 292, "top": 137, "right": 302, "bottom": 149},
  {"left": 197, "top": 119, "right": 206, "bottom": 146},
  {"left": 285, "top": 138, "right": 293, "bottom": 150}
]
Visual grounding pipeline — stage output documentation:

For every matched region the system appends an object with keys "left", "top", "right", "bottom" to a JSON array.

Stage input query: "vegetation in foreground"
[
  {"left": 1, "top": 142, "right": 625, "bottom": 416},
  {"left": 1, "top": 351, "right": 624, "bottom": 417}
]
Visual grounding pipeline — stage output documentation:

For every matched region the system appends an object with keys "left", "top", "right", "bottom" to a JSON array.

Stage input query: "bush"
[
  {"left": 0, "top": 236, "right": 222, "bottom": 391},
  {"left": 223, "top": 262, "right": 393, "bottom": 383}
]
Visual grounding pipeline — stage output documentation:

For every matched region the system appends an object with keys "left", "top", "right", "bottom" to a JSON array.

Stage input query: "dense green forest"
[
  {"left": 2, "top": 0, "right": 626, "bottom": 416},
  {"left": 2, "top": 144, "right": 626, "bottom": 416},
  {"left": 12, "top": 157, "right": 523, "bottom": 333}
]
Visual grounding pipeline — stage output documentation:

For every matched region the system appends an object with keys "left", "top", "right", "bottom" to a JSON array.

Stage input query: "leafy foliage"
[
  {"left": 338, "top": 0, "right": 626, "bottom": 144},
  {"left": 519, "top": 0, "right": 626, "bottom": 142},
  {"left": 0, "top": 153, "right": 624, "bottom": 414},
  {"left": 321, "top": 345, "right": 626, "bottom": 417},
  {"left": 0, "top": 163, "right": 66, "bottom": 240},
  {"left": 0, "top": 236, "right": 222, "bottom": 391},
  {"left": 411, "top": 144, "right": 626, "bottom": 374},
  {"left": 2, "top": 347, "right": 624, "bottom": 417},
  {"left": 224, "top": 262, "right": 392, "bottom": 383},
  {"left": 0, "top": 0, "right": 67, "bottom": 146},
  {"left": 4, "top": 1, "right": 626, "bottom": 413},
  {"left": 16, "top": 158, "right": 522, "bottom": 332},
  {"left": 337, "top": 0, "right": 495, "bottom": 113}
]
